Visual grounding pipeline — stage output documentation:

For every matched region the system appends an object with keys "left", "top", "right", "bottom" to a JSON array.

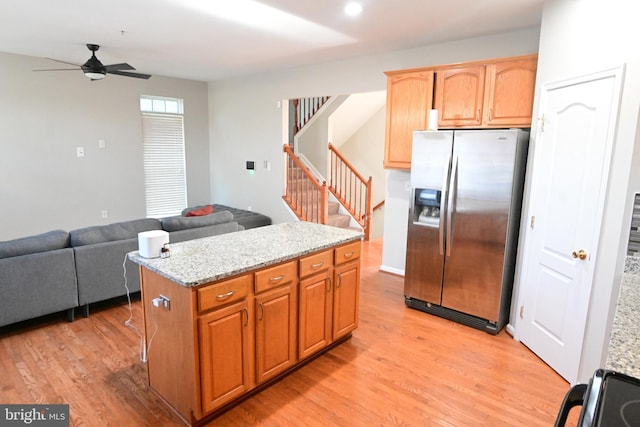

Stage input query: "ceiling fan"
[{"left": 35, "top": 44, "right": 151, "bottom": 80}]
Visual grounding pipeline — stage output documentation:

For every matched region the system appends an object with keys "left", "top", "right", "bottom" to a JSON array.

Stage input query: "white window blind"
[{"left": 141, "top": 113, "right": 187, "bottom": 218}]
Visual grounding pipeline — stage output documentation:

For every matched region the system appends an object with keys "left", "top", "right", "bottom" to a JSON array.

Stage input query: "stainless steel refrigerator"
[{"left": 404, "top": 129, "right": 529, "bottom": 334}]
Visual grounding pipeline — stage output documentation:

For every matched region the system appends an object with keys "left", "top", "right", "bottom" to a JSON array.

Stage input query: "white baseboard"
[{"left": 379, "top": 265, "right": 405, "bottom": 276}]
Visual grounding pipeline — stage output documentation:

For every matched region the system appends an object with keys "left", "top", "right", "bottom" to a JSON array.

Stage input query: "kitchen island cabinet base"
[
  {"left": 131, "top": 226, "right": 362, "bottom": 427},
  {"left": 185, "top": 333, "right": 353, "bottom": 427}
]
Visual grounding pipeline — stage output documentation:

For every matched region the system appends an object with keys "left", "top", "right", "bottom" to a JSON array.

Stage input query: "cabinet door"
[
  {"left": 298, "top": 272, "right": 332, "bottom": 360},
  {"left": 434, "top": 65, "right": 486, "bottom": 128},
  {"left": 483, "top": 58, "right": 537, "bottom": 127},
  {"left": 333, "top": 261, "right": 360, "bottom": 340},
  {"left": 199, "top": 300, "right": 252, "bottom": 413},
  {"left": 384, "top": 70, "right": 434, "bottom": 169},
  {"left": 255, "top": 284, "right": 297, "bottom": 384}
]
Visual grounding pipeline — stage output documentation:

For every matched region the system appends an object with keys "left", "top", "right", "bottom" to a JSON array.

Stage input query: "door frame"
[{"left": 511, "top": 65, "right": 625, "bottom": 382}]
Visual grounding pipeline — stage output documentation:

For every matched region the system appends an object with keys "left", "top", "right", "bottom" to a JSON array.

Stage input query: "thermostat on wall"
[{"left": 246, "top": 161, "right": 255, "bottom": 170}]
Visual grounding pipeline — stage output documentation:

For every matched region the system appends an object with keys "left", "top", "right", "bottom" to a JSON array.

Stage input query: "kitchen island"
[{"left": 129, "top": 222, "right": 363, "bottom": 426}]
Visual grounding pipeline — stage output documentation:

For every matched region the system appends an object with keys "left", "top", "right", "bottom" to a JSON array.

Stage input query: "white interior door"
[{"left": 517, "top": 68, "right": 622, "bottom": 383}]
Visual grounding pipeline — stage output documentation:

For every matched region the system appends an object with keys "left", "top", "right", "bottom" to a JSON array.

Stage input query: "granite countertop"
[
  {"left": 606, "top": 256, "right": 640, "bottom": 378},
  {"left": 128, "top": 222, "right": 363, "bottom": 287}
]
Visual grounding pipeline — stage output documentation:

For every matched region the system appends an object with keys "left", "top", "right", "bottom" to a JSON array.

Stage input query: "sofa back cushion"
[
  {"left": 0, "top": 229, "right": 70, "bottom": 259},
  {"left": 70, "top": 218, "right": 162, "bottom": 247},
  {"left": 161, "top": 210, "right": 233, "bottom": 232}
]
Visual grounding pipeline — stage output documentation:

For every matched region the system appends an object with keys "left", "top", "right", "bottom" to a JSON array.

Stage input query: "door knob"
[{"left": 572, "top": 249, "right": 587, "bottom": 260}]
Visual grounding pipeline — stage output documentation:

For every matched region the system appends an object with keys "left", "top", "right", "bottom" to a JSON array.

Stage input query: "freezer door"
[
  {"left": 404, "top": 131, "right": 453, "bottom": 304},
  {"left": 441, "top": 130, "right": 521, "bottom": 321}
]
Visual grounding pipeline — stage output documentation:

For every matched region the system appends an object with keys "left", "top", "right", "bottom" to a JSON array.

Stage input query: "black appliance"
[{"left": 555, "top": 369, "right": 640, "bottom": 426}]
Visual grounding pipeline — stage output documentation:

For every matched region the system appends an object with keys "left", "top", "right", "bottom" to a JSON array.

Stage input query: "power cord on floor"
[{"left": 122, "top": 253, "right": 157, "bottom": 363}]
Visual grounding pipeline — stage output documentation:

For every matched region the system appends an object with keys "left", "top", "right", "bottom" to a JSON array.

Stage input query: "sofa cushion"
[
  {"left": 161, "top": 210, "right": 234, "bottom": 232},
  {"left": 70, "top": 218, "right": 162, "bottom": 247},
  {"left": 212, "top": 204, "right": 272, "bottom": 229},
  {"left": 0, "top": 229, "right": 70, "bottom": 259},
  {"left": 167, "top": 221, "right": 240, "bottom": 243}
]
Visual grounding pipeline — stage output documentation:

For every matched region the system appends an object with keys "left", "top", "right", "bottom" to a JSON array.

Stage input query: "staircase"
[{"left": 283, "top": 144, "right": 372, "bottom": 240}]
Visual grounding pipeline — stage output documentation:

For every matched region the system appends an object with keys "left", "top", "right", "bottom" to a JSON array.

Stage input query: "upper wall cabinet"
[
  {"left": 383, "top": 69, "right": 434, "bottom": 169},
  {"left": 384, "top": 54, "right": 537, "bottom": 169},
  {"left": 434, "top": 65, "right": 486, "bottom": 128},
  {"left": 482, "top": 58, "right": 537, "bottom": 127}
]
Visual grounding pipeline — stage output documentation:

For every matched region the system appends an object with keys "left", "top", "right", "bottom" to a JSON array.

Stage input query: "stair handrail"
[
  {"left": 283, "top": 145, "right": 328, "bottom": 225},
  {"left": 292, "top": 96, "right": 331, "bottom": 137},
  {"left": 328, "top": 143, "right": 372, "bottom": 241}
]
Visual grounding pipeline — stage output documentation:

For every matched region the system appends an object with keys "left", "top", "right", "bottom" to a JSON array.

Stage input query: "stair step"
[
  {"left": 328, "top": 201, "right": 340, "bottom": 215},
  {"left": 327, "top": 213, "right": 350, "bottom": 228}
]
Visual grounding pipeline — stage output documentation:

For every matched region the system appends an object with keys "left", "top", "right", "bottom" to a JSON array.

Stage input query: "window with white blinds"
[{"left": 141, "top": 112, "right": 187, "bottom": 218}]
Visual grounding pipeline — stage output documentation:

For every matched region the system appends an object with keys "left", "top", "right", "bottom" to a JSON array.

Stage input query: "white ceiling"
[{"left": 0, "top": 0, "right": 543, "bottom": 82}]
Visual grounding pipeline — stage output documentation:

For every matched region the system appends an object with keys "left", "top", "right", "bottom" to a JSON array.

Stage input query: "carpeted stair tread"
[{"left": 327, "top": 213, "right": 350, "bottom": 228}]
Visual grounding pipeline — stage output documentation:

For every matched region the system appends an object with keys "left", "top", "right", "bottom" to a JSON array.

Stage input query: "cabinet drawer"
[
  {"left": 255, "top": 261, "right": 297, "bottom": 294},
  {"left": 197, "top": 275, "right": 251, "bottom": 313},
  {"left": 299, "top": 249, "right": 333, "bottom": 278},
  {"left": 335, "top": 241, "right": 361, "bottom": 265}
]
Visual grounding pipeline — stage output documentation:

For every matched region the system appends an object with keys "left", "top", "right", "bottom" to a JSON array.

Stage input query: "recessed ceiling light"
[{"left": 344, "top": 2, "right": 363, "bottom": 16}]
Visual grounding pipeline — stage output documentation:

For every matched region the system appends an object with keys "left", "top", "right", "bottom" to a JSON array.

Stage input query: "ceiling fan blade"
[
  {"left": 33, "top": 68, "right": 80, "bottom": 72},
  {"left": 104, "top": 63, "right": 135, "bottom": 72},
  {"left": 107, "top": 70, "right": 152, "bottom": 79},
  {"left": 45, "top": 58, "right": 81, "bottom": 67}
]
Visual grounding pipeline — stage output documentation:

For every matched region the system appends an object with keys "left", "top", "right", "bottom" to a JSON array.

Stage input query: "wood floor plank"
[{"left": 0, "top": 239, "right": 576, "bottom": 426}]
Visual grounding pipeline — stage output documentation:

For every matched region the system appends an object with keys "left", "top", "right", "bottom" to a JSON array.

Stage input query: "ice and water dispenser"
[{"left": 412, "top": 188, "right": 441, "bottom": 227}]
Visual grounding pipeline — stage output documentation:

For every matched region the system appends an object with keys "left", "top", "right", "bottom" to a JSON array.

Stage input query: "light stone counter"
[
  {"left": 128, "top": 222, "right": 363, "bottom": 287},
  {"left": 605, "top": 256, "right": 640, "bottom": 378}
]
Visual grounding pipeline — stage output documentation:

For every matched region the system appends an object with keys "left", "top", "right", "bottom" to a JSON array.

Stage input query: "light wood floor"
[{"left": 0, "top": 239, "right": 576, "bottom": 426}]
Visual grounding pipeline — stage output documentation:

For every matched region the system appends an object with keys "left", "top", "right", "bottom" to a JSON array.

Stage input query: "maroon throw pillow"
[{"left": 185, "top": 205, "right": 213, "bottom": 217}]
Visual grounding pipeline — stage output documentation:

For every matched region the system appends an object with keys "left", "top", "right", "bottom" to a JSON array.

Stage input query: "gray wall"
[
  {"left": 0, "top": 51, "right": 211, "bottom": 240},
  {"left": 511, "top": 0, "right": 640, "bottom": 383},
  {"left": 208, "top": 28, "right": 541, "bottom": 270}
]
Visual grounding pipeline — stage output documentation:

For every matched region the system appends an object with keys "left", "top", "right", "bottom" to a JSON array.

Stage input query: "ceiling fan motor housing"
[{"left": 81, "top": 44, "right": 106, "bottom": 76}]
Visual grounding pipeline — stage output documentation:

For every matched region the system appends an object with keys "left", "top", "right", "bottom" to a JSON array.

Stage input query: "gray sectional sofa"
[{"left": 0, "top": 207, "right": 271, "bottom": 328}]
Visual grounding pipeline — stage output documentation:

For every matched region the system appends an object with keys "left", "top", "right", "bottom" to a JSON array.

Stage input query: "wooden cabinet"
[
  {"left": 333, "top": 242, "right": 361, "bottom": 339},
  {"left": 299, "top": 243, "right": 361, "bottom": 359},
  {"left": 482, "top": 58, "right": 537, "bottom": 127},
  {"left": 384, "top": 55, "right": 537, "bottom": 169},
  {"left": 298, "top": 250, "right": 333, "bottom": 360},
  {"left": 434, "top": 65, "right": 486, "bottom": 128},
  {"left": 384, "top": 69, "right": 434, "bottom": 169},
  {"left": 434, "top": 56, "right": 537, "bottom": 129},
  {"left": 199, "top": 298, "right": 252, "bottom": 413},
  {"left": 254, "top": 262, "right": 297, "bottom": 384},
  {"left": 139, "top": 238, "right": 362, "bottom": 425}
]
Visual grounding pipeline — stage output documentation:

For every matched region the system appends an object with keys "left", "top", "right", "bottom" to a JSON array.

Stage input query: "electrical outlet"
[
  {"left": 159, "top": 294, "right": 170, "bottom": 310},
  {"left": 152, "top": 295, "right": 170, "bottom": 310},
  {"left": 101, "top": 210, "right": 108, "bottom": 219},
  {"left": 98, "top": 139, "right": 106, "bottom": 149},
  {"left": 76, "top": 147, "right": 85, "bottom": 158}
]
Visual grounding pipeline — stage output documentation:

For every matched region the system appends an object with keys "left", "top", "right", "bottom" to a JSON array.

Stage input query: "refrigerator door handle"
[
  {"left": 446, "top": 155, "right": 458, "bottom": 257},
  {"left": 439, "top": 152, "right": 452, "bottom": 256}
]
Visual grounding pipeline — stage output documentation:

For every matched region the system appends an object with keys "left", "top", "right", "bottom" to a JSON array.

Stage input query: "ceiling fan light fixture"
[{"left": 84, "top": 71, "right": 106, "bottom": 80}]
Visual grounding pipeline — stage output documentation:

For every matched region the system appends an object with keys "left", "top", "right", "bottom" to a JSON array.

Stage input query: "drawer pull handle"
[
  {"left": 343, "top": 251, "right": 354, "bottom": 259},
  {"left": 216, "top": 290, "right": 235, "bottom": 300},
  {"left": 311, "top": 261, "right": 324, "bottom": 269},
  {"left": 269, "top": 274, "right": 285, "bottom": 283}
]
